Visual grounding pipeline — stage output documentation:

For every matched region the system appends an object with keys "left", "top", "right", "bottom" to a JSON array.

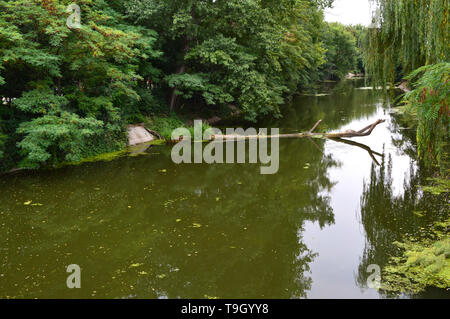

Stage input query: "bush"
[{"left": 17, "top": 112, "right": 125, "bottom": 168}]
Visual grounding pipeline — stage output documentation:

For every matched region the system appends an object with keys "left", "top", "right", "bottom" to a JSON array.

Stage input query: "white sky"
[{"left": 325, "top": 0, "right": 373, "bottom": 26}]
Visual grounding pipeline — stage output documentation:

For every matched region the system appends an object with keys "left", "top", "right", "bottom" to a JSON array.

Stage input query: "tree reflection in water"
[
  {"left": 0, "top": 137, "right": 338, "bottom": 298},
  {"left": 356, "top": 154, "right": 448, "bottom": 297}
]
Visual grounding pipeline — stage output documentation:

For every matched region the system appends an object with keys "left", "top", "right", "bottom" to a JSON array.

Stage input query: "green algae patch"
[
  {"left": 57, "top": 140, "right": 166, "bottom": 168},
  {"left": 382, "top": 176, "right": 449, "bottom": 294},
  {"left": 57, "top": 149, "right": 129, "bottom": 167},
  {"left": 381, "top": 219, "right": 450, "bottom": 294},
  {"left": 419, "top": 177, "right": 450, "bottom": 195}
]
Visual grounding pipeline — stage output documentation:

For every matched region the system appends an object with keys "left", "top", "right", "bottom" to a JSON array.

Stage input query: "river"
[{"left": 0, "top": 80, "right": 448, "bottom": 299}]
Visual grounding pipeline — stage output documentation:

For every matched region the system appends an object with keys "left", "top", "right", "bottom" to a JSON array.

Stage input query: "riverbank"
[{"left": 0, "top": 82, "right": 415, "bottom": 176}]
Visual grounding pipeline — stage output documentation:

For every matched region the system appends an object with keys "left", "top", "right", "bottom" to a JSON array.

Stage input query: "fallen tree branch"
[
  {"left": 144, "top": 127, "right": 163, "bottom": 140},
  {"left": 309, "top": 120, "right": 323, "bottom": 134},
  {"left": 209, "top": 119, "right": 386, "bottom": 141}
]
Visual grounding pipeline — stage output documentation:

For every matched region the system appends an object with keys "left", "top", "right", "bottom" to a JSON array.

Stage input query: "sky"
[{"left": 325, "top": 0, "right": 373, "bottom": 26}]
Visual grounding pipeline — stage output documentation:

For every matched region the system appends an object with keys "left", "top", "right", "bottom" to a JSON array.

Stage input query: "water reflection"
[
  {"left": 332, "top": 138, "right": 384, "bottom": 166},
  {"left": 0, "top": 135, "right": 339, "bottom": 298},
  {"left": 0, "top": 80, "right": 447, "bottom": 299},
  {"left": 357, "top": 156, "right": 449, "bottom": 297}
]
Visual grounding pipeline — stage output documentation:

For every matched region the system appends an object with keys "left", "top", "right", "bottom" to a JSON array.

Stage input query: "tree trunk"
[
  {"left": 168, "top": 37, "right": 190, "bottom": 111},
  {"left": 209, "top": 119, "right": 386, "bottom": 141},
  {"left": 168, "top": 64, "right": 186, "bottom": 111}
]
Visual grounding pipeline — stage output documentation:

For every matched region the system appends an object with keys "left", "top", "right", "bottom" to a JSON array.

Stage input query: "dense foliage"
[
  {"left": 0, "top": 0, "right": 160, "bottom": 169},
  {"left": 402, "top": 63, "right": 449, "bottom": 170},
  {"left": 0, "top": 0, "right": 366, "bottom": 170},
  {"left": 366, "top": 0, "right": 449, "bottom": 170},
  {"left": 345, "top": 24, "right": 368, "bottom": 75},
  {"left": 366, "top": 0, "right": 448, "bottom": 85},
  {"left": 318, "top": 22, "right": 358, "bottom": 80},
  {"left": 125, "top": 0, "right": 330, "bottom": 121}
]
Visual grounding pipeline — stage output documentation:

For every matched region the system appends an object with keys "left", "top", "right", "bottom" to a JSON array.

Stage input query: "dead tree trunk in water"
[
  {"left": 170, "top": 119, "right": 386, "bottom": 165},
  {"left": 209, "top": 119, "right": 386, "bottom": 141}
]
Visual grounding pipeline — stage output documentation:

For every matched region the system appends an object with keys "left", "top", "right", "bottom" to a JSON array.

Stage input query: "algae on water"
[{"left": 381, "top": 219, "right": 450, "bottom": 294}]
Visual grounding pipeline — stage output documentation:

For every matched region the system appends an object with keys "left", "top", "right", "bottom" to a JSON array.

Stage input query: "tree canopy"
[
  {"left": 318, "top": 22, "right": 358, "bottom": 80},
  {"left": 0, "top": 0, "right": 369, "bottom": 171},
  {"left": 0, "top": 0, "right": 160, "bottom": 169},
  {"left": 366, "top": 0, "right": 449, "bottom": 85},
  {"left": 126, "top": 0, "right": 330, "bottom": 120}
]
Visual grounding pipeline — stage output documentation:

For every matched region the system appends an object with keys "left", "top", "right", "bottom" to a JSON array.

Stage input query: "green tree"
[
  {"left": 366, "top": 0, "right": 448, "bottom": 86},
  {"left": 0, "top": 0, "right": 338, "bottom": 170},
  {"left": 366, "top": 0, "right": 449, "bottom": 170},
  {"left": 0, "top": 0, "right": 160, "bottom": 169},
  {"left": 345, "top": 24, "right": 369, "bottom": 74},
  {"left": 319, "top": 22, "right": 358, "bottom": 80},
  {"left": 126, "top": 0, "right": 330, "bottom": 121},
  {"left": 402, "top": 63, "right": 449, "bottom": 170}
]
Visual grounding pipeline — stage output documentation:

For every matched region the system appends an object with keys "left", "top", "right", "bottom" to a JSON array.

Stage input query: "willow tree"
[
  {"left": 366, "top": 0, "right": 449, "bottom": 85},
  {"left": 366, "top": 0, "right": 449, "bottom": 170}
]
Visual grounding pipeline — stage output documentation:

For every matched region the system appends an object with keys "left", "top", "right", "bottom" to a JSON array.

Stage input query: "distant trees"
[
  {"left": 345, "top": 24, "right": 368, "bottom": 75},
  {"left": 318, "top": 22, "right": 358, "bottom": 80}
]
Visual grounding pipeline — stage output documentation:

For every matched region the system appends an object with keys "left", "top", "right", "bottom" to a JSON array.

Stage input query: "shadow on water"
[{"left": 0, "top": 80, "right": 447, "bottom": 298}]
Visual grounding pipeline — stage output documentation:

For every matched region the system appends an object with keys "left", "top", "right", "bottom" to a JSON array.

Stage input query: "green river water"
[{"left": 0, "top": 80, "right": 448, "bottom": 299}]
